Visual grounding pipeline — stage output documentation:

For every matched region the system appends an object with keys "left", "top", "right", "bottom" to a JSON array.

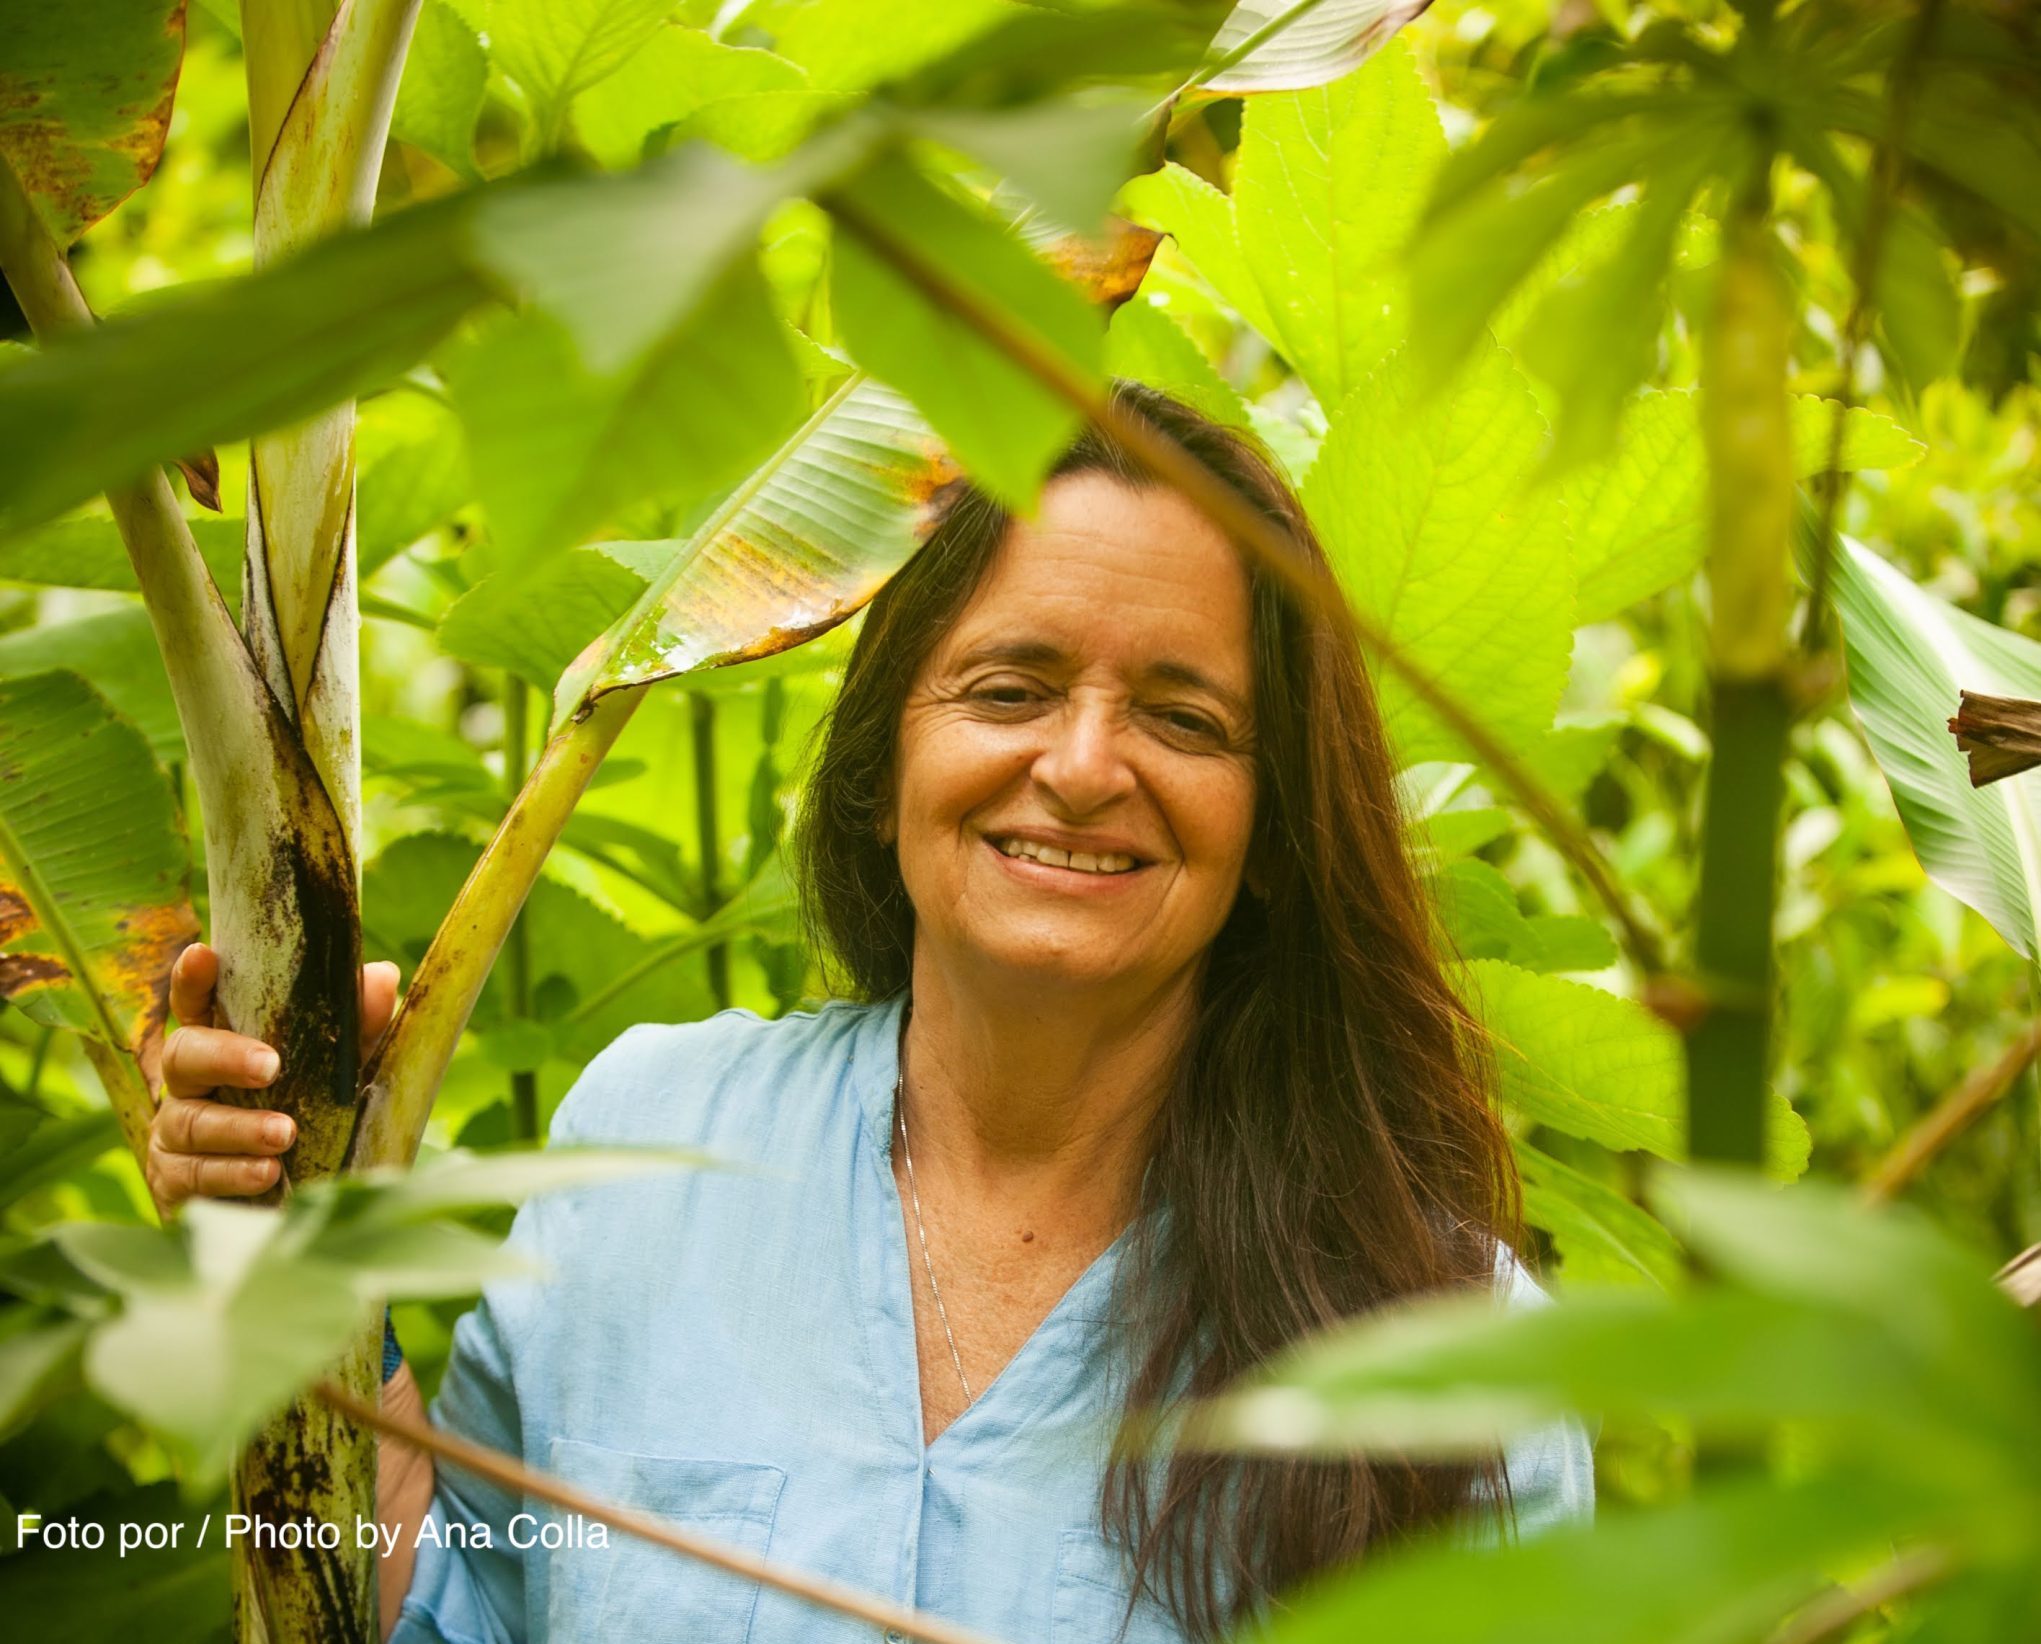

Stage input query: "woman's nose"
[{"left": 1031, "top": 699, "right": 1136, "bottom": 816}]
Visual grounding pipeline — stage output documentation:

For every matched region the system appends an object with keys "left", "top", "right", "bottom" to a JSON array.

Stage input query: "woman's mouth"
[{"left": 989, "top": 835, "right": 1143, "bottom": 876}]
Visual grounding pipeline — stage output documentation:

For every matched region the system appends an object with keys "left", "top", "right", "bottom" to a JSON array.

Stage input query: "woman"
[{"left": 150, "top": 384, "right": 1593, "bottom": 1643}]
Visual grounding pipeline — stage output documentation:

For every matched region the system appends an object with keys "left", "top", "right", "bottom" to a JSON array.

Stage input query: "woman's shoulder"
[{"left": 546, "top": 996, "right": 897, "bottom": 1149}]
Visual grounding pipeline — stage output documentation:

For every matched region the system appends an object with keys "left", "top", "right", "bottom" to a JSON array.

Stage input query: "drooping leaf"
[
  {"left": 1467, "top": 960, "right": 1809, "bottom": 1178},
  {"left": 391, "top": 0, "right": 487, "bottom": 179},
  {"left": 571, "top": 375, "right": 955, "bottom": 708},
  {"left": 446, "top": 263, "right": 805, "bottom": 573},
  {"left": 0, "top": 0, "right": 187, "bottom": 246},
  {"left": 911, "top": 96, "right": 1150, "bottom": 234},
  {"left": 1830, "top": 538, "right": 2041, "bottom": 960},
  {"left": 1198, "top": 0, "right": 1433, "bottom": 94},
  {"left": 1231, "top": 35, "right": 1444, "bottom": 404},
  {"left": 0, "top": 607, "right": 181, "bottom": 763},
  {"left": 1303, "top": 338, "right": 1572, "bottom": 766},
  {"left": 0, "top": 672, "right": 197, "bottom": 1110},
  {"left": 830, "top": 152, "right": 1103, "bottom": 508}
]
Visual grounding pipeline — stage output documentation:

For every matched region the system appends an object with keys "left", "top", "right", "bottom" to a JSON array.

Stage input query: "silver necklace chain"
[{"left": 895, "top": 1071, "right": 974, "bottom": 1405}]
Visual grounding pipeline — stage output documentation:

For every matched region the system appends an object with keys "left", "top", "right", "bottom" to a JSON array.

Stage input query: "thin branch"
[
  {"left": 1798, "top": 0, "right": 1946, "bottom": 653},
  {"left": 315, "top": 1379, "right": 1016, "bottom": 1644},
  {"left": 818, "top": 187, "right": 1667, "bottom": 976},
  {"left": 1767, "top": 1548, "right": 1949, "bottom": 1644},
  {"left": 1862, "top": 1020, "right": 2041, "bottom": 1202}
]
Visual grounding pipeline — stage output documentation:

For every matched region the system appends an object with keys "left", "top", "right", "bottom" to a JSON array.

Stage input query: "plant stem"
[
  {"left": 348, "top": 687, "right": 647, "bottom": 1170},
  {"left": 317, "top": 1378, "right": 1015, "bottom": 1644},
  {"left": 818, "top": 187, "right": 1666, "bottom": 977},
  {"left": 1862, "top": 1020, "right": 2041, "bottom": 1202},
  {"left": 1688, "top": 165, "right": 1793, "bottom": 1166},
  {"left": 503, "top": 676, "right": 539, "bottom": 1141},
  {"left": 691, "top": 693, "right": 731, "bottom": 1009}
]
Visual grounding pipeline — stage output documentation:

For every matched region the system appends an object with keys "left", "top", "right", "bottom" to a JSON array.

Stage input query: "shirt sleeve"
[
  {"left": 389, "top": 1026, "right": 672, "bottom": 1644},
  {"left": 1488, "top": 1247, "right": 1597, "bottom": 1541}
]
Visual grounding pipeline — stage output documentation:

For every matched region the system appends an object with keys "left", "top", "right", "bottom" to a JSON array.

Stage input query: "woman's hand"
[{"left": 148, "top": 943, "right": 400, "bottom": 1216}]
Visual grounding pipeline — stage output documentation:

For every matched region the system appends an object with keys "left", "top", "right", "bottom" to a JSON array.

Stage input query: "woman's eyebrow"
[
  {"left": 1143, "top": 660, "right": 1249, "bottom": 719},
  {"left": 949, "top": 639, "right": 1069, "bottom": 673}
]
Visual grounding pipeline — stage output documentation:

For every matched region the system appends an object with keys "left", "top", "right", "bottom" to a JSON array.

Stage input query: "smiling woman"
[{"left": 146, "top": 382, "right": 1591, "bottom": 1644}]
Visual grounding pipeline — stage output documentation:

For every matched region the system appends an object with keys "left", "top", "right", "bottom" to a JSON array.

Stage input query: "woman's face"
[{"left": 889, "top": 471, "right": 1259, "bottom": 1002}]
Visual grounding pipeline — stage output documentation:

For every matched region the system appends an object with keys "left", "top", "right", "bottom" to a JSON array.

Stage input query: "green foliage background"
[{"left": 2, "top": 0, "right": 2037, "bottom": 1637}]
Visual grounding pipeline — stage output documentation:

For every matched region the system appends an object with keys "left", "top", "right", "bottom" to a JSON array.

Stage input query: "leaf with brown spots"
[
  {"left": 0, "top": 670, "right": 198, "bottom": 1149},
  {"left": 0, "top": 0, "right": 187, "bottom": 248}
]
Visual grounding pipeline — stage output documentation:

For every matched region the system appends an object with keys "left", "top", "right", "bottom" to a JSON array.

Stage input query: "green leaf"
[
  {"left": 357, "top": 390, "right": 471, "bottom": 574},
  {"left": 1873, "top": 202, "right": 1964, "bottom": 396},
  {"left": 1521, "top": 916, "right": 1618, "bottom": 973},
  {"left": 1199, "top": 0, "right": 1434, "bottom": 95},
  {"left": 439, "top": 546, "right": 646, "bottom": 693},
  {"left": 1232, "top": 35, "right": 1444, "bottom": 403},
  {"left": 0, "top": 672, "right": 197, "bottom": 1071},
  {"left": 0, "top": 1111, "right": 121, "bottom": 1212},
  {"left": 575, "top": 376, "right": 952, "bottom": 707},
  {"left": 1562, "top": 391, "right": 1923, "bottom": 623},
  {"left": 0, "top": 607, "right": 180, "bottom": 763},
  {"left": 1304, "top": 338, "right": 1572, "bottom": 765},
  {"left": 1102, "top": 298, "right": 1249, "bottom": 427},
  {"left": 760, "top": 0, "right": 1016, "bottom": 95},
  {"left": 0, "top": 1312, "right": 90, "bottom": 1439},
  {"left": 1467, "top": 960, "right": 1808, "bottom": 1177},
  {"left": 447, "top": 263, "right": 805, "bottom": 573},
  {"left": 911, "top": 96, "right": 1149, "bottom": 233},
  {"left": 458, "top": 0, "right": 673, "bottom": 146},
  {"left": 391, "top": 0, "right": 488, "bottom": 179},
  {"left": 1434, "top": 860, "right": 1537, "bottom": 963},
  {"left": 571, "top": 26, "right": 814, "bottom": 168},
  {"left": 0, "top": 1482, "right": 228, "bottom": 1639},
  {"left": 1252, "top": 1474, "right": 1933, "bottom": 1644},
  {"left": 1117, "top": 162, "right": 1278, "bottom": 340},
  {"left": 0, "top": 0, "right": 186, "bottom": 245},
  {"left": 1830, "top": 537, "right": 2041, "bottom": 959},
  {"left": 0, "top": 514, "right": 243, "bottom": 613},
  {"left": 831, "top": 153, "right": 1103, "bottom": 508},
  {"left": 1516, "top": 1140, "right": 1681, "bottom": 1289}
]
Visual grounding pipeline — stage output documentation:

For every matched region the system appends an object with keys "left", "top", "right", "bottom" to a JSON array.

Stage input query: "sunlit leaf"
[
  {"left": 1830, "top": 536, "right": 2041, "bottom": 960},
  {"left": 357, "top": 390, "right": 471, "bottom": 574},
  {"left": 571, "top": 25, "right": 815, "bottom": 168},
  {"left": 453, "top": 0, "right": 672, "bottom": 146},
  {"left": 1232, "top": 36, "right": 1443, "bottom": 403},
  {"left": 1304, "top": 338, "right": 1572, "bottom": 765},
  {"left": 1117, "top": 161, "right": 1279, "bottom": 340},
  {"left": 0, "top": 0, "right": 186, "bottom": 245},
  {"left": 0, "top": 672, "right": 197, "bottom": 1099},
  {"left": 1199, "top": 0, "right": 1432, "bottom": 94},
  {"left": 0, "top": 606, "right": 178, "bottom": 764},
  {"left": 760, "top": 0, "right": 1018, "bottom": 95},
  {"left": 1516, "top": 1141, "right": 1681, "bottom": 1289},
  {"left": 911, "top": 96, "right": 1149, "bottom": 233},
  {"left": 1102, "top": 298, "right": 1248, "bottom": 427}
]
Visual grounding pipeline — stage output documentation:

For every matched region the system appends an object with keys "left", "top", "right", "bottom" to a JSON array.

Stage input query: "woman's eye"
[
  {"left": 969, "top": 682, "right": 1041, "bottom": 708},
  {"left": 1157, "top": 708, "right": 1223, "bottom": 741}
]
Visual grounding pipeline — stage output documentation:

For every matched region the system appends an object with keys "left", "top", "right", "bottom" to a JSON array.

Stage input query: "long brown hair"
[{"left": 795, "top": 381, "right": 1519, "bottom": 1638}]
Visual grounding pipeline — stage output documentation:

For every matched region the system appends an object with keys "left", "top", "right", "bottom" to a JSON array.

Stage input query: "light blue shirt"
[{"left": 393, "top": 998, "right": 1592, "bottom": 1644}]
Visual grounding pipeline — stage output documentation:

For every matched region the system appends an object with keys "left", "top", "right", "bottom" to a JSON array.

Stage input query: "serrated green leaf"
[
  {"left": 0, "top": 673, "right": 196, "bottom": 1089},
  {"left": 1467, "top": 961, "right": 1808, "bottom": 1177},
  {"left": 1117, "top": 162, "right": 1278, "bottom": 340},
  {"left": 1233, "top": 35, "right": 1443, "bottom": 403},
  {"left": 1305, "top": 339, "right": 1572, "bottom": 765},
  {"left": 571, "top": 25, "right": 813, "bottom": 168},
  {"left": 439, "top": 547, "right": 646, "bottom": 692},
  {"left": 0, "top": 0, "right": 186, "bottom": 246},
  {"left": 1517, "top": 1140, "right": 1680, "bottom": 1288},
  {"left": 460, "top": 0, "right": 672, "bottom": 146},
  {"left": 1102, "top": 299, "right": 1249, "bottom": 427},
  {"left": 831, "top": 153, "right": 1101, "bottom": 508},
  {"left": 1830, "top": 537, "right": 2041, "bottom": 960}
]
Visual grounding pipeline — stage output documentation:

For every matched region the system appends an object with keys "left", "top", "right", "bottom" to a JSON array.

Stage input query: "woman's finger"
[
  {"left": 154, "top": 1094, "right": 295, "bottom": 1157},
  {"left": 360, "top": 961, "right": 401, "bottom": 1059},
  {"left": 167, "top": 942, "right": 218, "bottom": 1033},
  {"left": 147, "top": 1143, "right": 281, "bottom": 1210},
  {"left": 162, "top": 1023, "right": 281, "bottom": 1100}
]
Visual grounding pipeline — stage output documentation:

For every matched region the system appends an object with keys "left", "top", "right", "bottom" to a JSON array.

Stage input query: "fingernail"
[
  {"left": 265, "top": 1116, "right": 295, "bottom": 1149},
  {"left": 251, "top": 1048, "right": 280, "bottom": 1083}
]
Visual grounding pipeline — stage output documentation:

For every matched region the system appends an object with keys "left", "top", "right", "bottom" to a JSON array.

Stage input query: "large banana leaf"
[
  {"left": 1199, "top": 0, "right": 1432, "bottom": 97},
  {"left": 0, "top": 0, "right": 186, "bottom": 246},
  {"left": 0, "top": 671, "right": 198, "bottom": 1154},
  {"left": 1832, "top": 536, "right": 2041, "bottom": 961}
]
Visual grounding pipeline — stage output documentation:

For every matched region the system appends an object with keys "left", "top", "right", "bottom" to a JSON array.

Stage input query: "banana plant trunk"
[{"left": 1687, "top": 168, "right": 1794, "bottom": 1166}]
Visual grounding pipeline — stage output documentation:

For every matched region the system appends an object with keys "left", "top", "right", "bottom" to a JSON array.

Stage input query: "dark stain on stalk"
[{"left": 271, "top": 829, "right": 361, "bottom": 1184}]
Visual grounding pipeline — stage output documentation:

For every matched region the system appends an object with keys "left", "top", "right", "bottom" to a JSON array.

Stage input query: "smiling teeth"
[{"left": 996, "top": 837, "right": 1138, "bottom": 874}]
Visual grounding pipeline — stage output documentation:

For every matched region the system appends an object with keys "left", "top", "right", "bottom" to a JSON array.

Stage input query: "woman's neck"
[{"left": 898, "top": 951, "right": 1194, "bottom": 1218}]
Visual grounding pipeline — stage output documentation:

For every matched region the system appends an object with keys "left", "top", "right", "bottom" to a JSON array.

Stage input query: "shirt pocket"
[
  {"left": 546, "top": 1438, "right": 787, "bottom": 1643},
  {"left": 1051, "top": 1529, "right": 1183, "bottom": 1644}
]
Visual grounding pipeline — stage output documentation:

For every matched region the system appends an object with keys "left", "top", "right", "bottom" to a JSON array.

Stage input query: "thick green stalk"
[
  {"left": 503, "top": 676, "right": 539, "bottom": 1141},
  {"left": 347, "top": 687, "right": 648, "bottom": 1170},
  {"left": 691, "top": 693, "right": 732, "bottom": 1008},
  {"left": 1687, "top": 173, "right": 1794, "bottom": 1166}
]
